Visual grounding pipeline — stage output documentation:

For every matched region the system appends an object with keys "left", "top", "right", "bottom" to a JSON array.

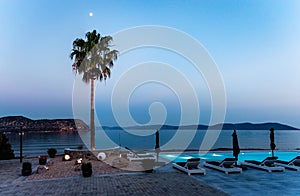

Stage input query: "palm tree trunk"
[{"left": 90, "top": 79, "right": 95, "bottom": 150}]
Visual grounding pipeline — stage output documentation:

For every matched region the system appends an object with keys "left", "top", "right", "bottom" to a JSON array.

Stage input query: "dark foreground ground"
[{"left": 0, "top": 159, "right": 227, "bottom": 196}]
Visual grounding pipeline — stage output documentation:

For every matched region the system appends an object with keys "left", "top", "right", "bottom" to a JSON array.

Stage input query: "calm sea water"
[
  {"left": 5, "top": 129, "right": 300, "bottom": 157},
  {"left": 5, "top": 131, "right": 86, "bottom": 157}
]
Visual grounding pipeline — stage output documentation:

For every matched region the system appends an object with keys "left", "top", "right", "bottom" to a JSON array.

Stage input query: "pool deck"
[
  {"left": 160, "top": 163, "right": 300, "bottom": 195},
  {"left": 160, "top": 151, "right": 300, "bottom": 195},
  {"left": 198, "top": 166, "right": 300, "bottom": 195},
  {"left": 0, "top": 159, "right": 226, "bottom": 196},
  {"left": 2, "top": 153, "right": 300, "bottom": 195}
]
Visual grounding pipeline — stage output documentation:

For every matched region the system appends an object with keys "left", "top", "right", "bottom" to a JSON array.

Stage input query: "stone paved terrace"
[
  {"left": 0, "top": 159, "right": 227, "bottom": 196},
  {"left": 4, "top": 157, "right": 300, "bottom": 195}
]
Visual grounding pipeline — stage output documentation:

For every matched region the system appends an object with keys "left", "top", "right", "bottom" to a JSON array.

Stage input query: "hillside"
[
  {"left": 103, "top": 122, "right": 299, "bottom": 130},
  {"left": 0, "top": 116, "right": 298, "bottom": 132},
  {"left": 211, "top": 122, "right": 298, "bottom": 130},
  {"left": 0, "top": 116, "right": 89, "bottom": 132}
]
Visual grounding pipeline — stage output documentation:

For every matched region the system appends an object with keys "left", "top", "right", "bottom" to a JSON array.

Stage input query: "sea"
[{"left": 4, "top": 129, "right": 300, "bottom": 157}]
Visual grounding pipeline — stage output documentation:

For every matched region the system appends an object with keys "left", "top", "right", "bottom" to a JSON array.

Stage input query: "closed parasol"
[
  {"left": 232, "top": 129, "right": 240, "bottom": 164},
  {"left": 270, "top": 128, "right": 276, "bottom": 157}
]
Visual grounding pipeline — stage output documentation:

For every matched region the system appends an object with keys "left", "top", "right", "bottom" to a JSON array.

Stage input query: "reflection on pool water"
[{"left": 160, "top": 151, "right": 300, "bottom": 162}]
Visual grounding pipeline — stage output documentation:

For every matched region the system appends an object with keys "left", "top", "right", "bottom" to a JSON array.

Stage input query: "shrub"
[
  {"left": 47, "top": 148, "right": 57, "bottom": 158},
  {"left": 22, "top": 162, "right": 32, "bottom": 169},
  {"left": 82, "top": 162, "right": 92, "bottom": 170},
  {"left": 38, "top": 155, "right": 48, "bottom": 165},
  {"left": 81, "top": 162, "right": 92, "bottom": 177},
  {"left": 22, "top": 162, "right": 32, "bottom": 176},
  {"left": 0, "top": 133, "right": 15, "bottom": 160}
]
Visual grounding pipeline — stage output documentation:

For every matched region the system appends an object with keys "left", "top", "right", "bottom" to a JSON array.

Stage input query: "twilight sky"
[{"left": 0, "top": 0, "right": 300, "bottom": 128}]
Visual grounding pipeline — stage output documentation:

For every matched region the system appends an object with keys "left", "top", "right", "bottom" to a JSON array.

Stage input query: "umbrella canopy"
[
  {"left": 232, "top": 129, "right": 240, "bottom": 161},
  {"left": 270, "top": 128, "right": 276, "bottom": 157},
  {"left": 155, "top": 129, "right": 160, "bottom": 151},
  {"left": 155, "top": 129, "right": 160, "bottom": 163}
]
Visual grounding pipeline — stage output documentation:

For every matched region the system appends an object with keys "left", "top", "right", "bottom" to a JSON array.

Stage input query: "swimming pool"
[{"left": 160, "top": 151, "right": 300, "bottom": 162}]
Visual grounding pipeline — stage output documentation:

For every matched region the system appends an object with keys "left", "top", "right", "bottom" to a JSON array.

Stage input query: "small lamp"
[
  {"left": 75, "top": 158, "right": 82, "bottom": 165},
  {"left": 63, "top": 154, "right": 71, "bottom": 161}
]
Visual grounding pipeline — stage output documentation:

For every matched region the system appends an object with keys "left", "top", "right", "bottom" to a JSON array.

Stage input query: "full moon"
[{"left": 89, "top": 12, "right": 93, "bottom": 17}]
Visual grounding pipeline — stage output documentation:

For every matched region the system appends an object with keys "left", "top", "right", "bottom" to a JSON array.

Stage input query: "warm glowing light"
[
  {"left": 64, "top": 154, "right": 71, "bottom": 161},
  {"left": 77, "top": 158, "right": 82, "bottom": 164}
]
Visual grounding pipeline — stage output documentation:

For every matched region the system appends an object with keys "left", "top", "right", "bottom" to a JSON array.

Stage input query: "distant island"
[
  {"left": 103, "top": 122, "right": 299, "bottom": 131},
  {"left": 0, "top": 116, "right": 298, "bottom": 132},
  {"left": 0, "top": 116, "right": 89, "bottom": 132}
]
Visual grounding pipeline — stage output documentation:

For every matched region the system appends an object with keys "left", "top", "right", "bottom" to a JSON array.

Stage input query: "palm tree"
[{"left": 70, "top": 30, "right": 118, "bottom": 150}]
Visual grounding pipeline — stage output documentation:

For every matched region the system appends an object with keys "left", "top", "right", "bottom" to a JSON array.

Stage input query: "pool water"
[{"left": 160, "top": 151, "right": 300, "bottom": 162}]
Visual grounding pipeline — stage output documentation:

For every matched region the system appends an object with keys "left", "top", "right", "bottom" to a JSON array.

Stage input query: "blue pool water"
[{"left": 160, "top": 151, "right": 300, "bottom": 162}]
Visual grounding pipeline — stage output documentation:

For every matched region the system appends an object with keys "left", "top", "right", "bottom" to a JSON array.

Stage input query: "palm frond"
[{"left": 70, "top": 30, "right": 118, "bottom": 83}]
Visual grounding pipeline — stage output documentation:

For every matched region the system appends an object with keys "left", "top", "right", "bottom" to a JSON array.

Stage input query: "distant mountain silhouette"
[
  {"left": 211, "top": 122, "right": 298, "bottom": 130},
  {"left": 0, "top": 116, "right": 298, "bottom": 132},
  {"left": 0, "top": 116, "right": 89, "bottom": 132},
  {"left": 102, "top": 122, "right": 299, "bottom": 131}
]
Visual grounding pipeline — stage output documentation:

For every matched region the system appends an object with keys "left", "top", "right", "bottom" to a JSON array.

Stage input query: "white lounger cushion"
[
  {"left": 241, "top": 157, "right": 285, "bottom": 172},
  {"left": 203, "top": 158, "right": 242, "bottom": 174},
  {"left": 172, "top": 158, "right": 206, "bottom": 175}
]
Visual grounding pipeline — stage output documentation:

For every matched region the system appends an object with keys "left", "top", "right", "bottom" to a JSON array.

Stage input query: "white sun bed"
[
  {"left": 203, "top": 158, "right": 242, "bottom": 174},
  {"left": 127, "top": 152, "right": 156, "bottom": 162},
  {"left": 241, "top": 156, "right": 285, "bottom": 172},
  {"left": 275, "top": 156, "right": 300, "bottom": 171},
  {"left": 172, "top": 158, "right": 206, "bottom": 175}
]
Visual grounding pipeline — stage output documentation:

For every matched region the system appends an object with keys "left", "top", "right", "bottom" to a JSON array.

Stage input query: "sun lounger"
[
  {"left": 125, "top": 147, "right": 156, "bottom": 162},
  {"left": 172, "top": 158, "right": 206, "bottom": 175},
  {"left": 241, "top": 156, "right": 285, "bottom": 172},
  {"left": 275, "top": 156, "right": 300, "bottom": 171},
  {"left": 203, "top": 158, "right": 242, "bottom": 174},
  {"left": 127, "top": 152, "right": 156, "bottom": 161}
]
